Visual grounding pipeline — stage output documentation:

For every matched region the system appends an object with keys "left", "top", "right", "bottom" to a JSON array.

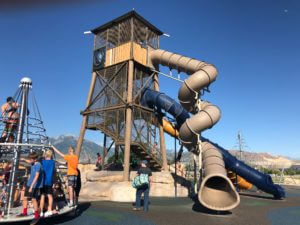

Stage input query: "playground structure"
[
  {"left": 0, "top": 78, "right": 75, "bottom": 223},
  {"left": 76, "top": 11, "right": 168, "bottom": 178},
  {"left": 75, "top": 11, "right": 285, "bottom": 211}
]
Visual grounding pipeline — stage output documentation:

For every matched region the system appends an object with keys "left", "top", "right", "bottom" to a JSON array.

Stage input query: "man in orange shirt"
[{"left": 52, "top": 146, "right": 78, "bottom": 207}]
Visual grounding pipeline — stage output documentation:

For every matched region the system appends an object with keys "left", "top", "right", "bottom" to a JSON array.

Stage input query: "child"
[
  {"left": 19, "top": 152, "right": 43, "bottom": 222},
  {"left": 52, "top": 146, "right": 78, "bottom": 207},
  {"left": 53, "top": 182, "right": 65, "bottom": 211},
  {"left": 75, "top": 168, "right": 81, "bottom": 200},
  {"left": 96, "top": 153, "right": 102, "bottom": 171},
  {"left": 40, "top": 150, "right": 55, "bottom": 217}
]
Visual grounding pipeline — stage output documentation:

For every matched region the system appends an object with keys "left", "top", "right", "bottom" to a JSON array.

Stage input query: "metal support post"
[
  {"left": 6, "top": 78, "right": 31, "bottom": 215},
  {"left": 102, "top": 133, "right": 107, "bottom": 170},
  {"left": 153, "top": 73, "right": 168, "bottom": 171},
  {"left": 197, "top": 139, "right": 203, "bottom": 188},
  {"left": 193, "top": 154, "right": 198, "bottom": 195},
  {"left": 194, "top": 99, "right": 203, "bottom": 193},
  {"left": 114, "top": 145, "right": 119, "bottom": 163}
]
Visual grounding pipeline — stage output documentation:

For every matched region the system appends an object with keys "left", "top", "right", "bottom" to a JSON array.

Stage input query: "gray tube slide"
[
  {"left": 145, "top": 48, "right": 285, "bottom": 209},
  {"left": 149, "top": 49, "right": 221, "bottom": 149},
  {"left": 200, "top": 141, "right": 240, "bottom": 211},
  {"left": 149, "top": 49, "right": 240, "bottom": 211},
  {"left": 141, "top": 88, "right": 285, "bottom": 200},
  {"left": 201, "top": 137, "right": 285, "bottom": 199}
]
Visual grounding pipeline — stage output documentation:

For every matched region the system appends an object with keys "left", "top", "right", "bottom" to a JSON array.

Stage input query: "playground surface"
[{"left": 8, "top": 185, "right": 300, "bottom": 225}]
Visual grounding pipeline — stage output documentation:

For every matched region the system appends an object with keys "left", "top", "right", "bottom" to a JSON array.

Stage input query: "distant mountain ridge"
[
  {"left": 166, "top": 149, "right": 295, "bottom": 168},
  {"left": 50, "top": 135, "right": 103, "bottom": 163},
  {"left": 228, "top": 150, "right": 294, "bottom": 168},
  {"left": 50, "top": 135, "right": 296, "bottom": 168}
]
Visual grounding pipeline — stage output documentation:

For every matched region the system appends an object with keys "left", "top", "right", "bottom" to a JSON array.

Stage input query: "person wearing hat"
[{"left": 133, "top": 160, "right": 152, "bottom": 212}]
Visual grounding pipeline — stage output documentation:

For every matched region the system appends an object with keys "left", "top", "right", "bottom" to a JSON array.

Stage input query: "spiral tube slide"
[
  {"left": 142, "top": 88, "right": 240, "bottom": 211},
  {"left": 149, "top": 49, "right": 221, "bottom": 150},
  {"left": 141, "top": 88, "right": 285, "bottom": 200},
  {"left": 149, "top": 49, "right": 240, "bottom": 210},
  {"left": 201, "top": 137, "right": 285, "bottom": 199},
  {"left": 157, "top": 117, "right": 252, "bottom": 191},
  {"left": 199, "top": 141, "right": 240, "bottom": 210},
  {"left": 146, "top": 49, "right": 285, "bottom": 207}
]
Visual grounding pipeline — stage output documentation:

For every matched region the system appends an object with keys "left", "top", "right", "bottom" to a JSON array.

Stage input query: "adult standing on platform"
[
  {"left": 133, "top": 160, "right": 152, "bottom": 212},
  {"left": 52, "top": 146, "right": 78, "bottom": 207}
]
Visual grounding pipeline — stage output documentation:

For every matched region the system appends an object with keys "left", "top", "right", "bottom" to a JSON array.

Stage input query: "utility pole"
[{"left": 238, "top": 131, "right": 243, "bottom": 161}]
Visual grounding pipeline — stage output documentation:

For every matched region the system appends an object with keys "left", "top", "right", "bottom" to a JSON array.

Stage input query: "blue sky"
[{"left": 0, "top": 0, "right": 299, "bottom": 158}]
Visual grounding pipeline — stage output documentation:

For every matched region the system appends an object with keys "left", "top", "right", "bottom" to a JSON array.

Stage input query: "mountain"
[
  {"left": 166, "top": 149, "right": 192, "bottom": 164},
  {"left": 166, "top": 148, "right": 295, "bottom": 169},
  {"left": 49, "top": 135, "right": 104, "bottom": 163},
  {"left": 50, "top": 135, "right": 295, "bottom": 168},
  {"left": 228, "top": 150, "right": 294, "bottom": 168}
]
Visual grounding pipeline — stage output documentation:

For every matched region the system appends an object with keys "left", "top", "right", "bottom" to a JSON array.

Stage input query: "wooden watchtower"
[{"left": 76, "top": 11, "right": 168, "bottom": 181}]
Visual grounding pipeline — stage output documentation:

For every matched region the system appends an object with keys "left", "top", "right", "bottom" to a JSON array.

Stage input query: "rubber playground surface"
[{"left": 9, "top": 185, "right": 300, "bottom": 225}]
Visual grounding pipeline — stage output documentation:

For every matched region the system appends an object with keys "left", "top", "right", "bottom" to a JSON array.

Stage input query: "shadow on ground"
[
  {"left": 40, "top": 202, "right": 91, "bottom": 225},
  {"left": 8, "top": 202, "right": 91, "bottom": 225},
  {"left": 239, "top": 192, "right": 276, "bottom": 200},
  {"left": 170, "top": 173, "right": 194, "bottom": 196},
  {"left": 192, "top": 196, "right": 232, "bottom": 216}
]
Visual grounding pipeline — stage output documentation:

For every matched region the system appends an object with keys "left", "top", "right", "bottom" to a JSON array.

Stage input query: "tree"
[{"left": 107, "top": 151, "right": 139, "bottom": 169}]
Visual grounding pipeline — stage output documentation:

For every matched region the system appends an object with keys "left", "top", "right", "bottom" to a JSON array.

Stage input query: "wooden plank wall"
[
  {"left": 133, "top": 42, "right": 147, "bottom": 66},
  {"left": 105, "top": 42, "right": 147, "bottom": 67}
]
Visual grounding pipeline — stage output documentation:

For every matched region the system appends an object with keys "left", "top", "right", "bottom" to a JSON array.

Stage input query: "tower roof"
[{"left": 91, "top": 10, "right": 163, "bottom": 35}]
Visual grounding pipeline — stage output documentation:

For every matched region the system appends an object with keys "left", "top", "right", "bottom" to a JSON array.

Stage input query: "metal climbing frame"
[{"left": 0, "top": 78, "right": 72, "bottom": 222}]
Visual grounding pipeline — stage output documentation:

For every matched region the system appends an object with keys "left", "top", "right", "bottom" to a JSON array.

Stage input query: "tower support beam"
[
  {"left": 102, "top": 133, "right": 107, "bottom": 169},
  {"left": 153, "top": 73, "right": 168, "bottom": 171},
  {"left": 123, "top": 60, "right": 134, "bottom": 181},
  {"left": 76, "top": 72, "right": 97, "bottom": 157}
]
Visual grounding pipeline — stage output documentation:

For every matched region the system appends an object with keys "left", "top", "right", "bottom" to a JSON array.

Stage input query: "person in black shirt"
[
  {"left": 133, "top": 160, "right": 152, "bottom": 212},
  {"left": 75, "top": 169, "right": 81, "bottom": 201}
]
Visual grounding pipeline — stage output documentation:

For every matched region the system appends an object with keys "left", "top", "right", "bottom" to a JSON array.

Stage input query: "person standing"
[
  {"left": 0, "top": 97, "right": 20, "bottom": 142},
  {"left": 40, "top": 150, "right": 55, "bottom": 217},
  {"left": 75, "top": 168, "right": 81, "bottom": 200},
  {"left": 52, "top": 146, "right": 78, "bottom": 207},
  {"left": 133, "top": 160, "right": 152, "bottom": 212},
  {"left": 152, "top": 142, "right": 158, "bottom": 156},
  {"left": 96, "top": 153, "right": 102, "bottom": 170},
  {"left": 19, "top": 152, "right": 43, "bottom": 223}
]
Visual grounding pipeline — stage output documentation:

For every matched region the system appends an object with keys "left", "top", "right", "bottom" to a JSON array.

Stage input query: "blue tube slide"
[{"left": 141, "top": 88, "right": 285, "bottom": 199}]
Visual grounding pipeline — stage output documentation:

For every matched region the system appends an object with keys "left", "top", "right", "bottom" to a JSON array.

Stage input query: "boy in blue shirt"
[
  {"left": 19, "top": 152, "right": 43, "bottom": 221},
  {"left": 40, "top": 150, "right": 55, "bottom": 217}
]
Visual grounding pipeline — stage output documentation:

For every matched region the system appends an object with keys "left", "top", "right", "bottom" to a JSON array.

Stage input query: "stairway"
[{"left": 131, "top": 142, "right": 162, "bottom": 170}]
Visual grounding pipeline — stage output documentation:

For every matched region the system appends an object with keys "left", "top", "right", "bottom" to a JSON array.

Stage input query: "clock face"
[
  {"left": 93, "top": 47, "right": 106, "bottom": 70},
  {"left": 97, "top": 51, "right": 104, "bottom": 62}
]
